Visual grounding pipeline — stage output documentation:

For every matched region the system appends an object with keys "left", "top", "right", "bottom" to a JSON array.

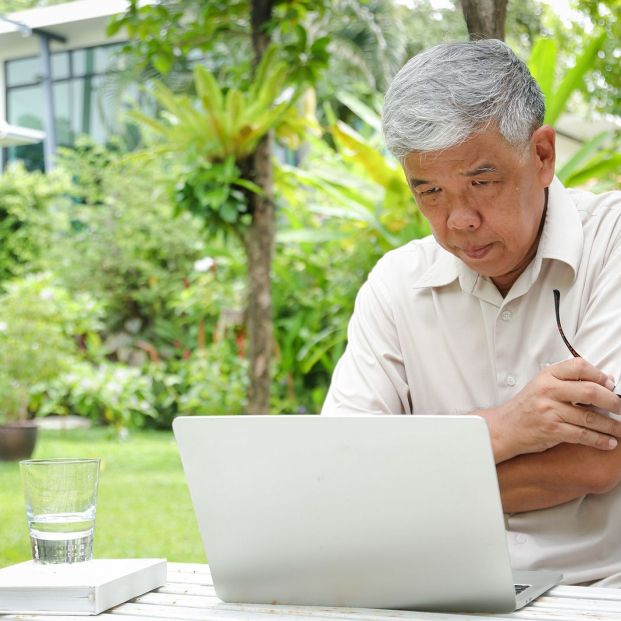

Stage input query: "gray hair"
[{"left": 382, "top": 39, "right": 545, "bottom": 161}]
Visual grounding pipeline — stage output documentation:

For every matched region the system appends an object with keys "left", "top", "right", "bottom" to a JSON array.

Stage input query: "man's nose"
[{"left": 446, "top": 196, "right": 482, "bottom": 230}]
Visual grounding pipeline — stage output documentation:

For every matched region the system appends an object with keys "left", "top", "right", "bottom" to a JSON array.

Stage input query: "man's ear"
[{"left": 531, "top": 125, "right": 556, "bottom": 187}]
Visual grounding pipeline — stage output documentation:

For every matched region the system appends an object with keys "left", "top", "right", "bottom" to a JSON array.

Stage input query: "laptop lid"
[{"left": 173, "top": 415, "right": 556, "bottom": 613}]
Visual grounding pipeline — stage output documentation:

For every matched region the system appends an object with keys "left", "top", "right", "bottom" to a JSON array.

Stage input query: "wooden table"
[{"left": 3, "top": 562, "right": 621, "bottom": 620}]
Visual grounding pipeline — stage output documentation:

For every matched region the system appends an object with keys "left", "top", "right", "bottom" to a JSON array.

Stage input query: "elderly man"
[{"left": 322, "top": 39, "right": 621, "bottom": 587}]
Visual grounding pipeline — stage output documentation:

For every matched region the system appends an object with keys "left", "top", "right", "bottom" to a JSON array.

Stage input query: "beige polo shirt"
[{"left": 322, "top": 177, "right": 621, "bottom": 585}]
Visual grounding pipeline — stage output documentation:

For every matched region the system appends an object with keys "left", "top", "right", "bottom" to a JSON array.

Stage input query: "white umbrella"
[{"left": 0, "top": 122, "right": 45, "bottom": 147}]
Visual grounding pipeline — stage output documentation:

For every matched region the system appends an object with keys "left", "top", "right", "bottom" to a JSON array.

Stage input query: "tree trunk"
[
  {"left": 459, "top": 0, "right": 508, "bottom": 40},
  {"left": 243, "top": 135, "right": 275, "bottom": 414},
  {"left": 244, "top": 0, "right": 275, "bottom": 414}
]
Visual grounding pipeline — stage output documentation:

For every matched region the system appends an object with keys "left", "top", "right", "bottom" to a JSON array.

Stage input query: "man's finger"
[
  {"left": 562, "top": 424, "right": 618, "bottom": 451},
  {"left": 551, "top": 357, "right": 614, "bottom": 388}
]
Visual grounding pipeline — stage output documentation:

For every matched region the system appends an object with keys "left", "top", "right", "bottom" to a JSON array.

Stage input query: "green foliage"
[
  {"left": 545, "top": 0, "right": 621, "bottom": 116},
  {"left": 278, "top": 99, "right": 429, "bottom": 253},
  {"left": 150, "top": 343, "right": 248, "bottom": 423},
  {"left": 270, "top": 101, "right": 431, "bottom": 413},
  {"left": 0, "top": 163, "right": 70, "bottom": 286},
  {"left": 108, "top": 0, "right": 330, "bottom": 90},
  {"left": 132, "top": 48, "right": 303, "bottom": 161},
  {"left": 174, "top": 158, "right": 254, "bottom": 235},
  {"left": 48, "top": 145, "right": 207, "bottom": 345},
  {"left": 528, "top": 32, "right": 607, "bottom": 126},
  {"left": 31, "top": 362, "right": 157, "bottom": 431},
  {"left": 271, "top": 241, "right": 369, "bottom": 413},
  {"left": 557, "top": 130, "right": 621, "bottom": 190},
  {"left": 528, "top": 34, "right": 621, "bottom": 187},
  {"left": 0, "top": 274, "right": 103, "bottom": 422},
  {"left": 31, "top": 343, "right": 247, "bottom": 431}
]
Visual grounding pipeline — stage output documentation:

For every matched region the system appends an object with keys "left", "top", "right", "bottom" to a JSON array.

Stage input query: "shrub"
[
  {"left": 31, "top": 361, "right": 158, "bottom": 431},
  {"left": 0, "top": 274, "right": 102, "bottom": 422},
  {"left": 0, "top": 163, "right": 70, "bottom": 288}
]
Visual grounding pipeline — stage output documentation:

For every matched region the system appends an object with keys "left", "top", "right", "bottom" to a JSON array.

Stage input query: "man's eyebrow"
[
  {"left": 463, "top": 165, "right": 498, "bottom": 176},
  {"left": 409, "top": 178, "right": 429, "bottom": 188}
]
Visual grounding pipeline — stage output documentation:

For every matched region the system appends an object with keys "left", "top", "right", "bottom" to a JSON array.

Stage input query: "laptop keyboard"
[{"left": 514, "top": 584, "right": 531, "bottom": 595}]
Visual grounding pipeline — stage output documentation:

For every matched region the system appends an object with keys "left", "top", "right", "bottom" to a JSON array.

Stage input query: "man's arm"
[
  {"left": 475, "top": 357, "right": 621, "bottom": 463},
  {"left": 470, "top": 357, "right": 621, "bottom": 513},
  {"left": 497, "top": 443, "right": 621, "bottom": 513}
]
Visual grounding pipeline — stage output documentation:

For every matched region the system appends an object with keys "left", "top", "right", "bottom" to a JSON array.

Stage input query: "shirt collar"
[
  {"left": 411, "top": 247, "right": 460, "bottom": 289},
  {"left": 412, "top": 176, "right": 583, "bottom": 291},
  {"left": 537, "top": 176, "right": 583, "bottom": 279}
]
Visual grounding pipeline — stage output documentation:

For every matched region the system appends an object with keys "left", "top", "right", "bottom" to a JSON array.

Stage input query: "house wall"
[{"left": 0, "top": 16, "right": 125, "bottom": 121}]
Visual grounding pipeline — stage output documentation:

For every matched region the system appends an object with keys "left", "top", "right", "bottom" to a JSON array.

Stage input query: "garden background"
[{"left": 0, "top": 0, "right": 620, "bottom": 566}]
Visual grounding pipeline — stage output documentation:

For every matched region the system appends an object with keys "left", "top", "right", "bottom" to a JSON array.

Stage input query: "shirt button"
[
  {"left": 506, "top": 375, "right": 516, "bottom": 387},
  {"left": 515, "top": 534, "right": 527, "bottom": 544},
  {"left": 501, "top": 310, "right": 512, "bottom": 321}
]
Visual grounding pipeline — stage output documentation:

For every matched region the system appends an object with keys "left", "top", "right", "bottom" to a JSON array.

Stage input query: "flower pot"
[{"left": 0, "top": 421, "right": 38, "bottom": 461}]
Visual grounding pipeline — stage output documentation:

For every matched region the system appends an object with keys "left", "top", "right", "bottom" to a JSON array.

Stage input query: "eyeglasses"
[{"left": 553, "top": 288, "right": 620, "bottom": 397}]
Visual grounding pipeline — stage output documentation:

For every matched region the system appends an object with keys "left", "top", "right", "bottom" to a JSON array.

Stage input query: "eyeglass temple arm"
[
  {"left": 553, "top": 289, "right": 582, "bottom": 358},
  {"left": 553, "top": 289, "right": 621, "bottom": 398}
]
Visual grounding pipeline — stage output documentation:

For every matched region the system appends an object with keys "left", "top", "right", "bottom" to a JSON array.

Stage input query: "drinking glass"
[{"left": 20, "top": 458, "right": 100, "bottom": 564}]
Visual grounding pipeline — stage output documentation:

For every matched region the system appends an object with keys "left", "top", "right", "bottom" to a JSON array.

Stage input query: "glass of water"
[{"left": 20, "top": 458, "right": 100, "bottom": 564}]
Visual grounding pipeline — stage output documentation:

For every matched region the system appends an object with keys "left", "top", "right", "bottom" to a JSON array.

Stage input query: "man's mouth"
[{"left": 462, "top": 243, "right": 493, "bottom": 259}]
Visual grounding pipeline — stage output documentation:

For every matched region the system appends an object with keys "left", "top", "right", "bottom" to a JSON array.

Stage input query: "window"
[{"left": 4, "top": 42, "right": 132, "bottom": 170}]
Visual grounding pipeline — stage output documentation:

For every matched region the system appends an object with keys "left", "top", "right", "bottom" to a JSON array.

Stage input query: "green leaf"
[
  {"left": 563, "top": 154, "right": 621, "bottom": 187},
  {"left": 556, "top": 131, "right": 613, "bottom": 182},
  {"left": 232, "top": 178, "right": 265, "bottom": 196},
  {"left": 194, "top": 64, "right": 223, "bottom": 112},
  {"left": 336, "top": 92, "right": 382, "bottom": 132},
  {"left": 249, "top": 44, "right": 279, "bottom": 100},
  {"left": 152, "top": 53, "right": 173, "bottom": 75},
  {"left": 546, "top": 31, "right": 606, "bottom": 125},
  {"left": 219, "top": 202, "right": 239, "bottom": 223},
  {"left": 527, "top": 38, "right": 557, "bottom": 105}
]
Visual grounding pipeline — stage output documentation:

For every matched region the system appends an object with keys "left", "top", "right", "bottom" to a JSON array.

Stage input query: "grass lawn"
[{"left": 0, "top": 427, "right": 206, "bottom": 568}]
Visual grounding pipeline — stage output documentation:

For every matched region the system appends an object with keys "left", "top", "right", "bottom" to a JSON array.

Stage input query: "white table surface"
[{"left": 3, "top": 562, "right": 621, "bottom": 621}]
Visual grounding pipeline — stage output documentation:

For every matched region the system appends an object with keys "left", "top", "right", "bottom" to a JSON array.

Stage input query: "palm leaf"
[
  {"left": 336, "top": 91, "right": 382, "bottom": 132},
  {"left": 556, "top": 131, "right": 614, "bottom": 182},
  {"left": 563, "top": 154, "right": 621, "bottom": 187},
  {"left": 527, "top": 38, "right": 556, "bottom": 105},
  {"left": 194, "top": 64, "right": 223, "bottom": 112},
  {"left": 546, "top": 31, "right": 605, "bottom": 125}
]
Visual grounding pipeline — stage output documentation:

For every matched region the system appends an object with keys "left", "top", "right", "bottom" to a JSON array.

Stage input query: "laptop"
[{"left": 173, "top": 415, "right": 561, "bottom": 613}]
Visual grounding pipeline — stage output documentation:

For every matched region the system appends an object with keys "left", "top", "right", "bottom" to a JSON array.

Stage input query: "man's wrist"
[{"left": 471, "top": 405, "right": 516, "bottom": 464}]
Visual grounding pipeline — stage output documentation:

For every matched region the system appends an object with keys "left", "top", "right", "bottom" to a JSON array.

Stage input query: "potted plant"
[
  {"left": 0, "top": 274, "right": 92, "bottom": 461},
  {"left": 0, "top": 376, "right": 38, "bottom": 461}
]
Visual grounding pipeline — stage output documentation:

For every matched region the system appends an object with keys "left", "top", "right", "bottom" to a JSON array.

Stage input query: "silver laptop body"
[{"left": 173, "top": 415, "right": 561, "bottom": 613}]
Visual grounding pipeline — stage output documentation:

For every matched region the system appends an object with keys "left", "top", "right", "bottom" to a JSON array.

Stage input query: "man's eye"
[
  {"left": 472, "top": 179, "right": 491, "bottom": 187},
  {"left": 421, "top": 187, "right": 441, "bottom": 195}
]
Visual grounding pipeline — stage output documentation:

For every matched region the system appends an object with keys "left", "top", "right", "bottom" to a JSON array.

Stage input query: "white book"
[{"left": 0, "top": 558, "right": 167, "bottom": 615}]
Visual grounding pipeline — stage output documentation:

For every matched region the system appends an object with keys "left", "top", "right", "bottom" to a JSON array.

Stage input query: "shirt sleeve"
[
  {"left": 321, "top": 268, "right": 412, "bottom": 416},
  {"left": 578, "top": 196, "right": 621, "bottom": 387}
]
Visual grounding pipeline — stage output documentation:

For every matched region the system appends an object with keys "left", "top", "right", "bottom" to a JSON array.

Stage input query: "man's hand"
[{"left": 477, "top": 357, "right": 621, "bottom": 464}]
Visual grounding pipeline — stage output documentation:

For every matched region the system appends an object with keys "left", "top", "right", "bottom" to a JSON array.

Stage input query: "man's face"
[{"left": 402, "top": 127, "right": 555, "bottom": 295}]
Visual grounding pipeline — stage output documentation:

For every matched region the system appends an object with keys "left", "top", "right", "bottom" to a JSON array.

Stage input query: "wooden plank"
[
  {"left": 157, "top": 583, "right": 219, "bottom": 597},
  {"left": 495, "top": 606, "right": 620, "bottom": 620},
  {"left": 135, "top": 592, "right": 221, "bottom": 607},
  {"left": 166, "top": 572, "right": 216, "bottom": 586},
  {"left": 168, "top": 563, "right": 212, "bottom": 575},
  {"left": 106, "top": 601, "right": 516, "bottom": 621},
  {"left": 0, "top": 616, "right": 161, "bottom": 621}
]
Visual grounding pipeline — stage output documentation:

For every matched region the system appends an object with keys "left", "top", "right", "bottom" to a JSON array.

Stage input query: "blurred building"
[{"left": 0, "top": 0, "right": 133, "bottom": 171}]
